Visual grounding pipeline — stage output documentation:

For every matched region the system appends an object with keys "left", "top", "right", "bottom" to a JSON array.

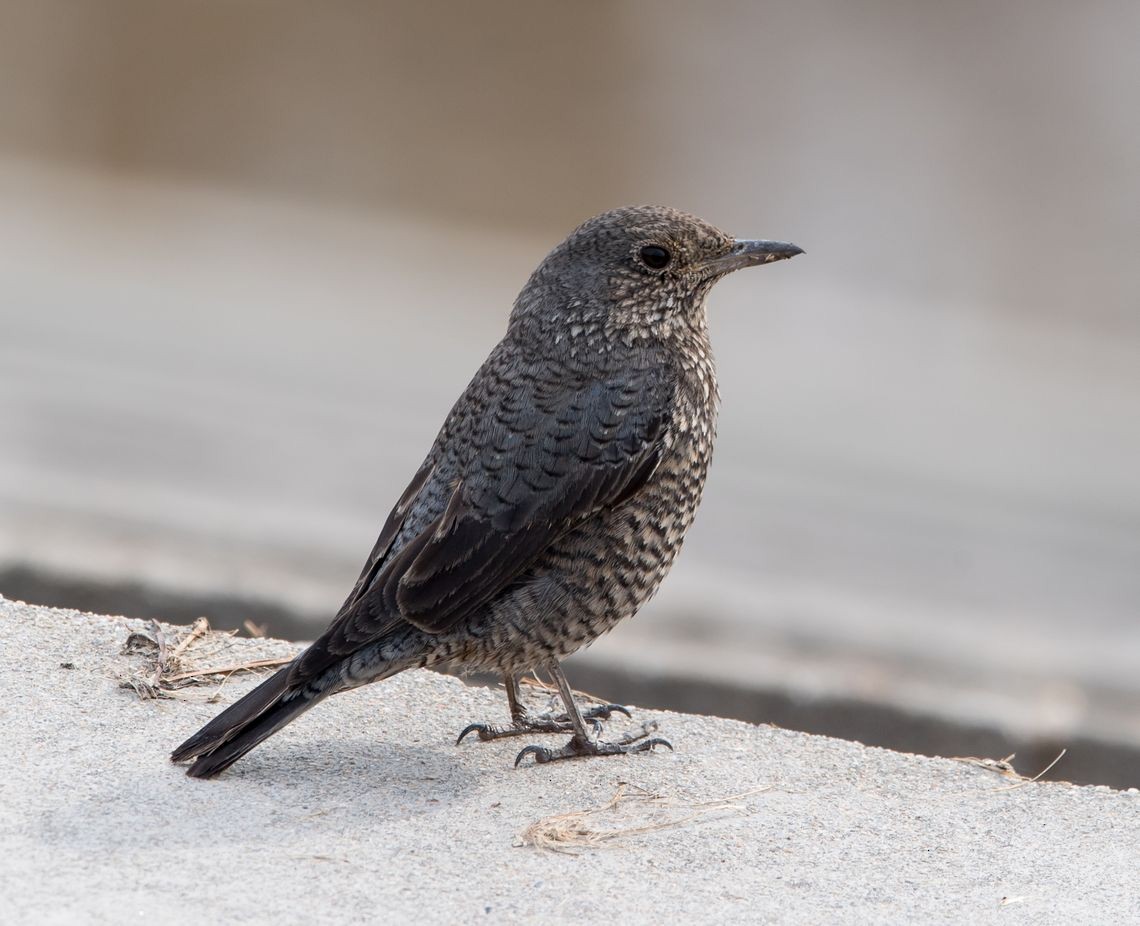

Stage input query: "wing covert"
[
  {"left": 292, "top": 358, "right": 670, "bottom": 682},
  {"left": 391, "top": 369, "right": 669, "bottom": 633}
]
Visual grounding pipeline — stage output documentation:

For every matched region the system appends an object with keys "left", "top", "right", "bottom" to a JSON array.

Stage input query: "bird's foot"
[
  {"left": 514, "top": 722, "right": 672, "bottom": 766},
  {"left": 580, "top": 702, "right": 633, "bottom": 724},
  {"left": 455, "top": 703, "right": 631, "bottom": 745}
]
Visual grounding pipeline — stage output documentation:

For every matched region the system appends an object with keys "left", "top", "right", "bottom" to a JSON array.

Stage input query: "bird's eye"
[{"left": 638, "top": 245, "right": 672, "bottom": 270}]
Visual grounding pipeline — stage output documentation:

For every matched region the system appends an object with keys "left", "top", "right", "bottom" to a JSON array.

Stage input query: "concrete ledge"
[{"left": 2, "top": 596, "right": 1137, "bottom": 924}]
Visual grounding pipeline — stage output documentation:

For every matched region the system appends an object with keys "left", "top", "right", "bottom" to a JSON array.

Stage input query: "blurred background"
[{"left": 2, "top": 1, "right": 1138, "bottom": 785}]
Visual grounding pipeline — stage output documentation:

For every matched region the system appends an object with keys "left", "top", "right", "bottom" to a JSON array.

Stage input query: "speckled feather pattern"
[
  {"left": 313, "top": 208, "right": 728, "bottom": 691},
  {"left": 336, "top": 319, "right": 719, "bottom": 686},
  {"left": 172, "top": 205, "right": 798, "bottom": 775}
]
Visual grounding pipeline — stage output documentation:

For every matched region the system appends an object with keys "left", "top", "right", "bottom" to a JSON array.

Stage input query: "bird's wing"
[
  {"left": 292, "top": 360, "right": 669, "bottom": 679},
  {"left": 389, "top": 370, "right": 668, "bottom": 633},
  {"left": 334, "top": 458, "right": 437, "bottom": 616}
]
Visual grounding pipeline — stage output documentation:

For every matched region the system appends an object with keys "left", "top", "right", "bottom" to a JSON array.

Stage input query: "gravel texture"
[{"left": 1, "top": 596, "right": 1137, "bottom": 925}]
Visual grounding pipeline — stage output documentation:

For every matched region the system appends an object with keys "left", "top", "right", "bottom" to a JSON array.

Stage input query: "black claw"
[
  {"left": 457, "top": 717, "right": 569, "bottom": 745},
  {"left": 514, "top": 733, "right": 673, "bottom": 767},
  {"left": 460, "top": 703, "right": 636, "bottom": 751},
  {"left": 514, "top": 744, "right": 550, "bottom": 767},
  {"left": 582, "top": 702, "right": 633, "bottom": 722},
  {"left": 456, "top": 723, "right": 496, "bottom": 745}
]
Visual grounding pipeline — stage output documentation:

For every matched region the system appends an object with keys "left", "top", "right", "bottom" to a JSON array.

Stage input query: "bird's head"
[{"left": 511, "top": 205, "right": 802, "bottom": 340}]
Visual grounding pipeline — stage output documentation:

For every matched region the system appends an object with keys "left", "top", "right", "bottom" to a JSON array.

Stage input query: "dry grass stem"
[
  {"left": 950, "top": 753, "right": 1021, "bottom": 778},
  {"left": 989, "top": 749, "right": 1066, "bottom": 792},
  {"left": 951, "top": 749, "right": 1068, "bottom": 790},
  {"left": 163, "top": 656, "right": 293, "bottom": 683},
  {"left": 519, "top": 782, "right": 772, "bottom": 854},
  {"left": 118, "top": 618, "right": 295, "bottom": 699},
  {"left": 168, "top": 617, "right": 210, "bottom": 661}
]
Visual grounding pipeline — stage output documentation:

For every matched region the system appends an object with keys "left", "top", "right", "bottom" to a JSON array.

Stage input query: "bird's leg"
[
  {"left": 455, "top": 673, "right": 576, "bottom": 744},
  {"left": 504, "top": 672, "right": 528, "bottom": 724},
  {"left": 455, "top": 671, "right": 633, "bottom": 745},
  {"left": 534, "top": 671, "right": 634, "bottom": 727},
  {"left": 514, "top": 662, "right": 672, "bottom": 766}
]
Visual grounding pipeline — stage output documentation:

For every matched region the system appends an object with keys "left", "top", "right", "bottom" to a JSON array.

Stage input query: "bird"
[{"left": 171, "top": 205, "right": 802, "bottom": 777}]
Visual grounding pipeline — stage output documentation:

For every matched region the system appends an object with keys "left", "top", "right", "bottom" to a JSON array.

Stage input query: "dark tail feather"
[
  {"left": 171, "top": 664, "right": 324, "bottom": 778},
  {"left": 182, "top": 692, "right": 318, "bottom": 779}
]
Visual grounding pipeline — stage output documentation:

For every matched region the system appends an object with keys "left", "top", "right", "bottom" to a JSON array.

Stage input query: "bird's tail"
[{"left": 171, "top": 663, "right": 325, "bottom": 779}]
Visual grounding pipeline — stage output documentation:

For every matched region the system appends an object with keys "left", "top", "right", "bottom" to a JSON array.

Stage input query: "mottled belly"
[{"left": 443, "top": 432, "right": 713, "bottom": 673}]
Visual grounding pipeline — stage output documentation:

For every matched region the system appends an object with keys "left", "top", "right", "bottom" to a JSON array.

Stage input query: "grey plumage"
[{"left": 172, "top": 205, "right": 802, "bottom": 777}]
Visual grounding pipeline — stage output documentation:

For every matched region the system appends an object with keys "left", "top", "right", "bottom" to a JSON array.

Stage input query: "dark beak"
[{"left": 703, "top": 239, "right": 805, "bottom": 275}]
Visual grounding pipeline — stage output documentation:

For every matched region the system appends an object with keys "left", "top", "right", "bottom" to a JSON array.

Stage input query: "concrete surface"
[{"left": 2, "top": 597, "right": 1137, "bottom": 925}]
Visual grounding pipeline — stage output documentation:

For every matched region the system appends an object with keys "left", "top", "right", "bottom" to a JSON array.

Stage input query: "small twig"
[
  {"left": 168, "top": 617, "right": 211, "bottom": 663},
  {"left": 147, "top": 620, "right": 169, "bottom": 689},
  {"left": 520, "top": 782, "right": 772, "bottom": 853},
  {"left": 951, "top": 753, "right": 1020, "bottom": 778},
  {"left": 614, "top": 721, "right": 659, "bottom": 745},
  {"left": 163, "top": 656, "right": 293, "bottom": 683},
  {"left": 990, "top": 749, "right": 1066, "bottom": 792}
]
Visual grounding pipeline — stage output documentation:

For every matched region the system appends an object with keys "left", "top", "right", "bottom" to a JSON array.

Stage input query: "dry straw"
[
  {"left": 118, "top": 617, "right": 293, "bottom": 700},
  {"left": 520, "top": 781, "right": 772, "bottom": 854}
]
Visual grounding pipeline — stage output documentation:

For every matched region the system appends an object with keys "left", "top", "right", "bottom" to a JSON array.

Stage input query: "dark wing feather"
[
  {"left": 288, "top": 460, "right": 436, "bottom": 682},
  {"left": 335, "top": 459, "right": 435, "bottom": 614},
  {"left": 292, "top": 359, "right": 669, "bottom": 681},
  {"left": 391, "top": 373, "right": 667, "bottom": 633}
]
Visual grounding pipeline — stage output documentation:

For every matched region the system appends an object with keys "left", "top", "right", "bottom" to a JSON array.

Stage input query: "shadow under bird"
[{"left": 172, "top": 205, "right": 803, "bottom": 777}]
